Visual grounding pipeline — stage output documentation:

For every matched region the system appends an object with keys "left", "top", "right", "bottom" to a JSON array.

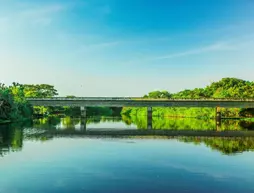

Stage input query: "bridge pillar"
[
  {"left": 147, "top": 107, "right": 153, "bottom": 129},
  {"left": 80, "top": 117, "right": 87, "bottom": 131},
  {"left": 215, "top": 107, "right": 222, "bottom": 130},
  {"left": 80, "top": 106, "right": 87, "bottom": 118}
]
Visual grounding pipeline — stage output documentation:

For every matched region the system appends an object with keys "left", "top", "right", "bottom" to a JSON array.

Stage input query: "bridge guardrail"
[{"left": 26, "top": 97, "right": 254, "bottom": 101}]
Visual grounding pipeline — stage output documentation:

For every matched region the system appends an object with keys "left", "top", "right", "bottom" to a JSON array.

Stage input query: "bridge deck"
[
  {"left": 27, "top": 97, "right": 254, "bottom": 101},
  {"left": 26, "top": 97, "right": 254, "bottom": 108}
]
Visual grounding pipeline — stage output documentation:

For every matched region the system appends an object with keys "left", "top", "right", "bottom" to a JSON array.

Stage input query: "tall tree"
[{"left": 23, "top": 84, "right": 58, "bottom": 98}]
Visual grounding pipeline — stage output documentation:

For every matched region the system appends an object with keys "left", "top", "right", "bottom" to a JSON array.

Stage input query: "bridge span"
[
  {"left": 27, "top": 97, "right": 254, "bottom": 108},
  {"left": 27, "top": 97, "right": 254, "bottom": 129}
]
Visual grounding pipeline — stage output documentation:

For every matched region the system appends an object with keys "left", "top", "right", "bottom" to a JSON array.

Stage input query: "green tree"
[
  {"left": 145, "top": 90, "right": 172, "bottom": 99},
  {"left": 0, "top": 83, "right": 32, "bottom": 122},
  {"left": 123, "top": 78, "right": 254, "bottom": 118},
  {"left": 24, "top": 84, "right": 58, "bottom": 98}
]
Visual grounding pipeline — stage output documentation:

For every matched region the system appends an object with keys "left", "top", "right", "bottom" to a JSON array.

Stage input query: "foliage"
[
  {"left": 2, "top": 77, "right": 254, "bottom": 121},
  {"left": 23, "top": 84, "right": 58, "bottom": 98},
  {"left": 144, "top": 90, "right": 172, "bottom": 99},
  {"left": 122, "top": 78, "right": 254, "bottom": 118},
  {"left": 23, "top": 84, "right": 58, "bottom": 116},
  {"left": 179, "top": 137, "right": 254, "bottom": 155},
  {"left": 0, "top": 83, "right": 59, "bottom": 121},
  {"left": 0, "top": 83, "right": 32, "bottom": 121},
  {"left": 122, "top": 115, "right": 248, "bottom": 131},
  {"left": 2, "top": 117, "right": 254, "bottom": 156}
]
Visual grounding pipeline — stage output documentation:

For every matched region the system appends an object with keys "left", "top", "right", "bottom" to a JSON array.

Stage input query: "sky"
[{"left": 0, "top": 0, "right": 254, "bottom": 96}]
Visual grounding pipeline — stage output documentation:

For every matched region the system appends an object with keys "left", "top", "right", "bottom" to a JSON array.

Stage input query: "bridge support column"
[
  {"left": 80, "top": 106, "right": 87, "bottom": 118},
  {"left": 215, "top": 107, "right": 222, "bottom": 130},
  {"left": 80, "top": 117, "right": 87, "bottom": 131},
  {"left": 147, "top": 107, "right": 153, "bottom": 129}
]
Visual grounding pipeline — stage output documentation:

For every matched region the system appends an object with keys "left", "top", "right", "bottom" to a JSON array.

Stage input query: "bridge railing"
[{"left": 26, "top": 97, "right": 254, "bottom": 101}]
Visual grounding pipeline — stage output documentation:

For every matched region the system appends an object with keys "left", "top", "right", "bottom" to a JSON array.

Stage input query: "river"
[{"left": 1, "top": 116, "right": 254, "bottom": 193}]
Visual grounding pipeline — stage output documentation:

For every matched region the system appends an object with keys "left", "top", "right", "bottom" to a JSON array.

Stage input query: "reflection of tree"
[
  {"left": 34, "top": 116, "right": 123, "bottom": 130},
  {"left": 2, "top": 115, "right": 254, "bottom": 157},
  {"left": 33, "top": 116, "right": 61, "bottom": 130},
  {"left": 100, "top": 116, "right": 122, "bottom": 123},
  {"left": 0, "top": 125, "right": 11, "bottom": 156},
  {"left": 86, "top": 116, "right": 122, "bottom": 124},
  {"left": 127, "top": 116, "right": 147, "bottom": 129},
  {"left": 239, "top": 121, "right": 254, "bottom": 130},
  {"left": 11, "top": 128, "right": 23, "bottom": 151},
  {"left": 86, "top": 116, "right": 101, "bottom": 124},
  {"left": 0, "top": 124, "right": 24, "bottom": 156},
  {"left": 179, "top": 136, "right": 254, "bottom": 155},
  {"left": 122, "top": 115, "right": 133, "bottom": 125},
  {"left": 124, "top": 115, "right": 251, "bottom": 131},
  {"left": 61, "top": 117, "right": 80, "bottom": 129},
  {"left": 23, "top": 131, "right": 53, "bottom": 142},
  {"left": 0, "top": 121, "right": 56, "bottom": 156}
]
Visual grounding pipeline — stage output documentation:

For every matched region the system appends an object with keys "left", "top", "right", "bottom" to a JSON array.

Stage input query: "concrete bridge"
[{"left": 27, "top": 97, "right": 254, "bottom": 129}]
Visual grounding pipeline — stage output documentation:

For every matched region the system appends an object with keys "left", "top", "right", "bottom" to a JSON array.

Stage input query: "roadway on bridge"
[{"left": 27, "top": 97, "right": 254, "bottom": 108}]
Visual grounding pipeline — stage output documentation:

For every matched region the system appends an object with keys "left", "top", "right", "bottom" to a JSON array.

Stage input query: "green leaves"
[
  {"left": 207, "top": 78, "right": 254, "bottom": 99},
  {"left": 144, "top": 90, "right": 172, "bottom": 99},
  {"left": 0, "top": 83, "right": 33, "bottom": 121},
  {"left": 23, "top": 84, "right": 58, "bottom": 98},
  {"left": 124, "top": 77, "right": 254, "bottom": 118}
]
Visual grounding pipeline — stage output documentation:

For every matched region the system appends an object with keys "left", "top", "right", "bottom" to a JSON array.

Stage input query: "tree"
[
  {"left": 124, "top": 77, "right": 254, "bottom": 118},
  {"left": 23, "top": 84, "right": 58, "bottom": 98},
  {"left": 145, "top": 90, "right": 172, "bottom": 99},
  {"left": 0, "top": 83, "right": 32, "bottom": 121}
]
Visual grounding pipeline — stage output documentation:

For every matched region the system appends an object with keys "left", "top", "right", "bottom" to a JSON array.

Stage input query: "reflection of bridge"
[
  {"left": 27, "top": 129, "right": 254, "bottom": 138},
  {"left": 27, "top": 97, "right": 254, "bottom": 129},
  {"left": 2, "top": 126, "right": 254, "bottom": 156}
]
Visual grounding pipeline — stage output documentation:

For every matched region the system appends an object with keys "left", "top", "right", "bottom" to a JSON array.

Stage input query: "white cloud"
[
  {"left": 154, "top": 42, "right": 236, "bottom": 60},
  {"left": 20, "top": 4, "right": 64, "bottom": 17},
  {"left": 20, "top": 4, "right": 65, "bottom": 26},
  {"left": 0, "top": 2, "right": 253, "bottom": 96},
  {"left": 0, "top": 3, "right": 66, "bottom": 30},
  {"left": 120, "top": 41, "right": 238, "bottom": 66}
]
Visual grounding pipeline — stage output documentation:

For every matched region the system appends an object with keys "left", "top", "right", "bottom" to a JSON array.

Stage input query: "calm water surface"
[{"left": 1, "top": 116, "right": 254, "bottom": 193}]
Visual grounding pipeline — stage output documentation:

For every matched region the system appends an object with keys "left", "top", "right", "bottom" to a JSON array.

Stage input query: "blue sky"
[{"left": 1, "top": 0, "right": 254, "bottom": 96}]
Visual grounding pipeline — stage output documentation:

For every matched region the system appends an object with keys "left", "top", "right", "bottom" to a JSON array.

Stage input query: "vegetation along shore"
[{"left": 1, "top": 78, "right": 254, "bottom": 124}]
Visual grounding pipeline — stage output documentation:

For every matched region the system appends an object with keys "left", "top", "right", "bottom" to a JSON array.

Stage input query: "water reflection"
[
  {"left": 32, "top": 116, "right": 254, "bottom": 131},
  {"left": 1, "top": 137, "right": 254, "bottom": 193},
  {"left": 178, "top": 136, "right": 254, "bottom": 155},
  {"left": 122, "top": 116, "right": 254, "bottom": 131},
  {"left": 1, "top": 116, "right": 254, "bottom": 156},
  {"left": 0, "top": 123, "right": 25, "bottom": 156}
]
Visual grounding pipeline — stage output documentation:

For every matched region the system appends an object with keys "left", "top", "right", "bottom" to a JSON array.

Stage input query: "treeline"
[
  {"left": 32, "top": 116, "right": 123, "bottom": 130},
  {"left": 121, "top": 78, "right": 254, "bottom": 118},
  {"left": 179, "top": 136, "right": 254, "bottom": 155},
  {"left": 2, "top": 122, "right": 254, "bottom": 156},
  {"left": 122, "top": 116, "right": 252, "bottom": 131},
  {"left": 0, "top": 83, "right": 33, "bottom": 122},
  {"left": 0, "top": 83, "right": 61, "bottom": 123},
  {"left": 1, "top": 78, "right": 254, "bottom": 122},
  {"left": 0, "top": 82, "right": 120, "bottom": 123},
  {"left": 31, "top": 115, "right": 254, "bottom": 131}
]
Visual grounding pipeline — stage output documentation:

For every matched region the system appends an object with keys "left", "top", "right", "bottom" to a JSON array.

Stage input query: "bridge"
[{"left": 27, "top": 97, "right": 254, "bottom": 129}]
